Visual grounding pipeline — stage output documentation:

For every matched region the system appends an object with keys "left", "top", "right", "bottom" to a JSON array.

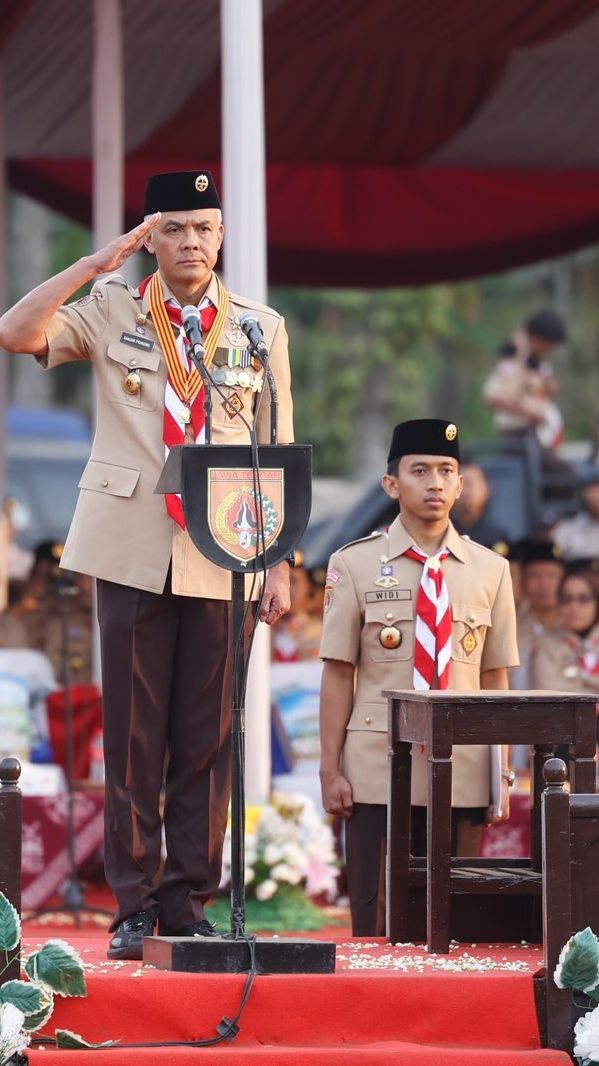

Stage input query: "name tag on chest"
[
  {"left": 365, "top": 589, "right": 412, "bottom": 603},
  {"left": 119, "top": 332, "right": 154, "bottom": 352}
]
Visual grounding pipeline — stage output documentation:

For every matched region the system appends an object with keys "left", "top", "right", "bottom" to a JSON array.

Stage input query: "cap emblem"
[
  {"left": 445, "top": 423, "right": 457, "bottom": 441},
  {"left": 195, "top": 174, "right": 209, "bottom": 193}
]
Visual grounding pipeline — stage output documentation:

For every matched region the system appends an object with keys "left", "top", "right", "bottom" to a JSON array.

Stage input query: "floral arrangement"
[
  {"left": 554, "top": 926, "right": 599, "bottom": 1063},
  {"left": 0, "top": 891, "right": 112, "bottom": 1063},
  {"left": 216, "top": 791, "right": 338, "bottom": 927}
]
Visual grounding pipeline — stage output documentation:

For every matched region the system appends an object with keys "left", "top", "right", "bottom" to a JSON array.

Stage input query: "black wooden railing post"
[
  {"left": 541, "top": 757, "right": 573, "bottom": 1053},
  {"left": 0, "top": 756, "right": 22, "bottom": 982}
]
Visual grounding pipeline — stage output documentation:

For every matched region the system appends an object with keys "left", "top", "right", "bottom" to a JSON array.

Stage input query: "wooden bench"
[
  {"left": 0, "top": 757, "right": 22, "bottom": 981},
  {"left": 538, "top": 757, "right": 599, "bottom": 1054},
  {"left": 384, "top": 689, "right": 597, "bottom": 953}
]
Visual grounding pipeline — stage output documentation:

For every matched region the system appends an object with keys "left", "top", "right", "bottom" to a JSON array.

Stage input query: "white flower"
[
  {"left": 263, "top": 843, "right": 283, "bottom": 866},
  {"left": 574, "top": 1005, "right": 599, "bottom": 1063},
  {"left": 281, "top": 842, "right": 307, "bottom": 868},
  {"left": 244, "top": 867, "right": 255, "bottom": 886},
  {"left": 255, "top": 878, "right": 278, "bottom": 901},
  {"left": 0, "top": 1002, "right": 29, "bottom": 1062},
  {"left": 271, "top": 862, "right": 302, "bottom": 885}
]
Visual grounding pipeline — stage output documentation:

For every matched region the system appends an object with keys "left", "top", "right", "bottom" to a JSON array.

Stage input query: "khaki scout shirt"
[
  {"left": 531, "top": 625, "right": 599, "bottom": 695},
  {"left": 319, "top": 516, "right": 519, "bottom": 806},
  {"left": 41, "top": 272, "right": 293, "bottom": 596}
]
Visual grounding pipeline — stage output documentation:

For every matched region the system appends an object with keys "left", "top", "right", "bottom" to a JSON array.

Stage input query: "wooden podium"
[{"left": 384, "top": 689, "right": 597, "bottom": 953}]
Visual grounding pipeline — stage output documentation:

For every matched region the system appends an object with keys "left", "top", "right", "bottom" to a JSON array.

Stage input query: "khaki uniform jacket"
[
  {"left": 41, "top": 272, "right": 293, "bottom": 596},
  {"left": 531, "top": 625, "right": 599, "bottom": 694},
  {"left": 319, "top": 516, "right": 519, "bottom": 806}
]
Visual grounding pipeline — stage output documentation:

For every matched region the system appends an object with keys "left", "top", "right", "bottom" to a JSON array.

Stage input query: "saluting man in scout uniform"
[
  {"left": 0, "top": 171, "right": 293, "bottom": 958},
  {"left": 318, "top": 419, "right": 519, "bottom": 936}
]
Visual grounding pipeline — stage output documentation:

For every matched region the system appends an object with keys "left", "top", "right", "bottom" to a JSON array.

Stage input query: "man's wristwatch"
[{"left": 501, "top": 768, "right": 516, "bottom": 787}]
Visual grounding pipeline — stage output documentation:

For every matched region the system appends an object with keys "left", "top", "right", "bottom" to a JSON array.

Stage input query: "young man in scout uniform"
[
  {"left": 0, "top": 171, "right": 293, "bottom": 957},
  {"left": 318, "top": 419, "right": 519, "bottom": 936}
]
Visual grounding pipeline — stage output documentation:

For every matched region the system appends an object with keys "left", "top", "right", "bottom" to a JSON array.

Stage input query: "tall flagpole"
[
  {"left": 91, "top": 0, "right": 124, "bottom": 680},
  {"left": 221, "top": 0, "right": 271, "bottom": 804}
]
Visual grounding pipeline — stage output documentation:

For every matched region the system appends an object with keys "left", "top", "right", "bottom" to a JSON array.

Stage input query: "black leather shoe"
[
  {"left": 107, "top": 911, "right": 156, "bottom": 960},
  {"left": 168, "top": 919, "right": 219, "bottom": 938}
]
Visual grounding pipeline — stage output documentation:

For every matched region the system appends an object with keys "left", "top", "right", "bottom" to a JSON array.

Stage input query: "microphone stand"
[
  {"left": 189, "top": 337, "right": 248, "bottom": 937},
  {"left": 189, "top": 341, "right": 212, "bottom": 440}
]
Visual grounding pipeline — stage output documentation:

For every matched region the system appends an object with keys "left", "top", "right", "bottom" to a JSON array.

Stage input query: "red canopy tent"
[{"left": 2, "top": 0, "right": 599, "bottom": 286}]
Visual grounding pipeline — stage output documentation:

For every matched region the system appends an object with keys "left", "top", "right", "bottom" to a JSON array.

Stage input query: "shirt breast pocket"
[
  {"left": 104, "top": 343, "right": 162, "bottom": 411},
  {"left": 365, "top": 600, "right": 413, "bottom": 662},
  {"left": 451, "top": 604, "right": 492, "bottom": 665}
]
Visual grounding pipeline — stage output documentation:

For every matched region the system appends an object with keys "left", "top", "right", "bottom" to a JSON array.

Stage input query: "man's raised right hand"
[{"left": 87, "top": 213, "right": 161, "bottom": 277}]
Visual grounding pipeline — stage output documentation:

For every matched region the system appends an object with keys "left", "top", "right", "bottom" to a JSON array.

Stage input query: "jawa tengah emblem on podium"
[{"left": 150, "top": 306, "right": 335, "bottom": 976}]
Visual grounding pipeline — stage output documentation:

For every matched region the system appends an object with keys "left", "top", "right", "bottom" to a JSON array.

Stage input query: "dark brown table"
[{"left": 383, "top": 689, "right": 597, "bottom": 953}]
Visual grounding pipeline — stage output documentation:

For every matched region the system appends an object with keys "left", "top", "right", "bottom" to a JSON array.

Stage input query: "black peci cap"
[
  {"left": 387, "top": 419, "right": 460, "bottom": 466},
  {"left": 513, "top": 538, "right": 563, "bottom": 567},
  {"left": 144, "top": 171, "right": 222, "bottom": 215}
]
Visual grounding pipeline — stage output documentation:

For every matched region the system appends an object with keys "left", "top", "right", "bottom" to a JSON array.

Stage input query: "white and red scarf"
[{"left": 404, "top": 546, "right": 452, "bottom": 690}]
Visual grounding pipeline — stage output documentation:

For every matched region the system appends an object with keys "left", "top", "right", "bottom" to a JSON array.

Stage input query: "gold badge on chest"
[
  {"left": 379, "top": 625, "right": 402, "bottom": 650},
  {"left": 123, "top": 369, "right": 141, "bottom": 396}
]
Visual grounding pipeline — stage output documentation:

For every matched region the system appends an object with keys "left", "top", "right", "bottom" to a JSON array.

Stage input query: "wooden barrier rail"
[{"left": 0, "top": 756, "right": 22, "bottom": 982}]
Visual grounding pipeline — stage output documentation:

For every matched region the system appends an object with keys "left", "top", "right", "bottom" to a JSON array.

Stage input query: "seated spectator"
[
  {"left": 531, "top": 569, "right": 599, "bottom": 698},
  {"left": 553, "top": 465, "right": 599, "bottom": 562},
  {"left": 451, "top": 462, "right": 509, "bottom": 551},
  {"left": 482, "top": 310, "right": 566, "bottom": 449},
  {"left": 511, "top": 538, "right": 564, "bottom": 689}
]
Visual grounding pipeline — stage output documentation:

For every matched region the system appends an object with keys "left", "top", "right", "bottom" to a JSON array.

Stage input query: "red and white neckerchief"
[
  {"left": 404, "top": 545, "right": 452, "bottom": 690},
  {"left": 138, "top": 273, "right": 220, "bottom": 528},
  {"left": 161, "top": 296, "right": 217, "bottom": 527}
]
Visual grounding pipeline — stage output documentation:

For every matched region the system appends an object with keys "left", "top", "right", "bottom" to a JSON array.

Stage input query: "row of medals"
[{"left": 123, "top": 317, "right": 263, "bottom": 401}]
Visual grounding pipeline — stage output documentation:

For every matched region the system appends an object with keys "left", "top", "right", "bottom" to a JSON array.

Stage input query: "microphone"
[
  {"left": 182, "top": 305, "right": 204, "bottom": 355},
  {"left": 236, "top": 312, "right": 269, "bottom": 361},
  {"left": 182, "top": 304, "right": 212, "bottom": 441}
]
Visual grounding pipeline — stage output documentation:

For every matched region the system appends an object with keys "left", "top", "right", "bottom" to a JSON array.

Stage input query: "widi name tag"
[
  {"left": 119, "top": 332, "right": 154, "bottom": 352},
  {"left": 365, "top": 589, "right": 412, "bottom": 603}
]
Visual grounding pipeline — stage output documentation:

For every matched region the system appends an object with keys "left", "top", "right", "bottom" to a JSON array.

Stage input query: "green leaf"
[
  {"left": 26, "top": 940, "right": 86, "bottom": 998},
  {"left": 0, "top": 980, "right": 42, "bottom": 1014},
  {"left": 22, "top": 989, "right": 54, "bottom": 1032},
  {"left": 555, "top": 928, "right": 599, "bottom": 993},
  {"left": 55, "top": 1029, "right": 118, "bottom": 1050},
  {"left": 0, "top": 891, "right": 20, "bottom": 951}
]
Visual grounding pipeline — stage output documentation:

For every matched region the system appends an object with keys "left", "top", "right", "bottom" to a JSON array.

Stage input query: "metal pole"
[
  {"left": 221, "top": 0, "right": 271, "bottom": 805},
  {"left": 91, "top": 0, "right": 124, "bottom": 682}
]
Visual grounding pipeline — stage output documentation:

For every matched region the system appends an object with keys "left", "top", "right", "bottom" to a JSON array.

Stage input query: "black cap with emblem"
[
  {"left": 513, "top": 538, "right": 563, "bottom": 566},
  {"left": 144, "top": 171, "right": 222, "bottom": 214},
  {"left": 387, "top": 419, "right": 460, "bottom": 466}
]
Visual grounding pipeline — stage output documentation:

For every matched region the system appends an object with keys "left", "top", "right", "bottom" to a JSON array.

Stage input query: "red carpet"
[{"left": 20, "top": 930, "right": 569, "bottom": 1065}]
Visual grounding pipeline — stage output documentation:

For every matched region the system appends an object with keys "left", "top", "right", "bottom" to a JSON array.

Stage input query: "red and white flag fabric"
[{"left": 404, "top": 546, "right": 452, "bottom": 690}]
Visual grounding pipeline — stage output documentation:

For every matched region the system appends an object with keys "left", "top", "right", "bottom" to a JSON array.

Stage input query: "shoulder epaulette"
[
  {"left": 337, "top": 530, "right": 384, "bottom": 553},
  {"left": 92, "top": 274, "right": 136, "bottom": 296},
  {"left": 228, "top": 290, "right": 281, "bottom": 320}
]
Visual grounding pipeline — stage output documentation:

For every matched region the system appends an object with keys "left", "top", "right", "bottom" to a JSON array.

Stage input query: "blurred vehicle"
[{"left": 6, "top": 406, "right": 90, "bottom": 550}]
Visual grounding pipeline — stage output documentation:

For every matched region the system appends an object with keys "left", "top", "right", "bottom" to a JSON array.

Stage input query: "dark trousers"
[
  {"left": 97, "top": 577, "right": 242, "bottom": 932},
  {"left": 345, "top": 803, "right": 472, "bottom": 937}
]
